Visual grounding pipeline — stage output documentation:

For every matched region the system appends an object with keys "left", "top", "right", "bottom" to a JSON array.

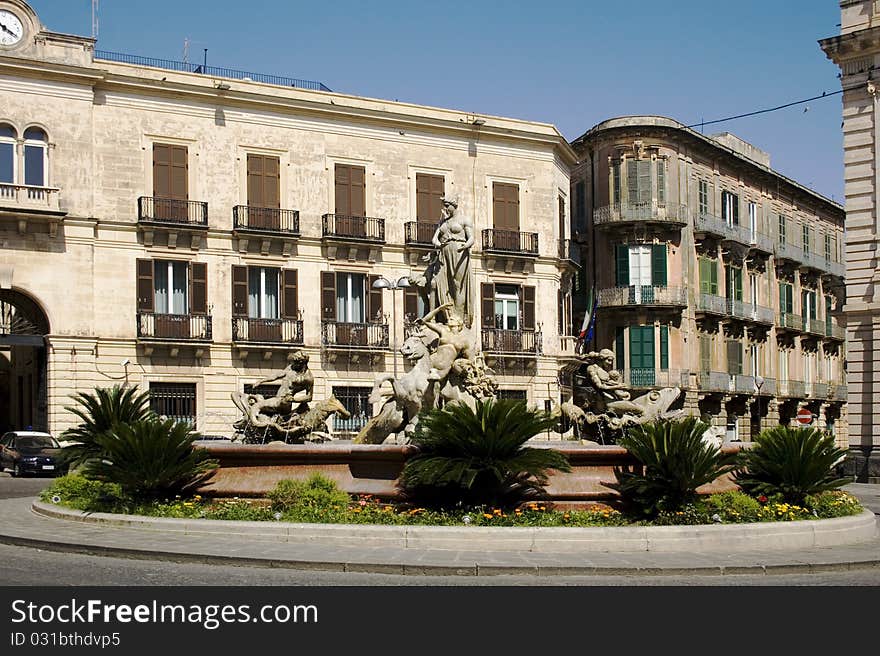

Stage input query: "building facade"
[
  {"left": 0, "top": 0, "right": 578, "bottom": 437},
  {"left": 570, "top": 117, "right": 847, "bottom": 444},
  {"left": 820, "top": 0, "right": 880, "bottom": 481}
]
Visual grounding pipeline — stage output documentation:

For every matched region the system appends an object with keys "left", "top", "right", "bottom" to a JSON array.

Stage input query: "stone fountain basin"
[{"left": 196, "top": 443, "right": 742, "bottom": 505}]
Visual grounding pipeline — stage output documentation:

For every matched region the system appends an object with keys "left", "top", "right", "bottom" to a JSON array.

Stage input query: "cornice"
[
  {"left": 820, "top": 25, "right": 880, "bottom": 62},
  {"left": 0, "top": 54, "right": 104, "bottom": 86}
]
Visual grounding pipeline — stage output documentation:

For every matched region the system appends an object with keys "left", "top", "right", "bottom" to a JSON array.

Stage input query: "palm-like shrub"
[
  {"left": 400, "top": 399, "right": 571, "bottom": 509},
  {"left": 613, "top": 416, "right": 737, "bottom": 517},
  {"left": 83, "top": 419, "right": 217, "bottom": 499},
  {"left": 61, "top": 385, "right": 155, "bottom": 468},
  {"left": 734, "top": 426, "right": 849, "bottom": 505}
]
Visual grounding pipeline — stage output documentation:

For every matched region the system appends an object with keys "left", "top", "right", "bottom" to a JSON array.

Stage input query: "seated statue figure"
[
  {"left": 584, "top": 348, "right": 645, "bottom": 417},
  {"left": 233, "top": 350, "right": 313, "bottom": 427}
]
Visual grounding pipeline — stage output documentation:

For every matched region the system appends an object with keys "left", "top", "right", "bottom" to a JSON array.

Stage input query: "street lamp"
[{"left": 371, "top": 276, "right": 411, "bottom": 378}]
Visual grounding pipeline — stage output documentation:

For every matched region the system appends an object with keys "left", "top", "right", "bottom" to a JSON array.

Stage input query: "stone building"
[
  {"left": 0, "top": 0, "right": 578, "bottom": 437},
  {"left": 820, "top": 0, "right": 880, "bottom": 481},
  {"left": 570, "top": 117, "right": 847, "bottom": 444}
]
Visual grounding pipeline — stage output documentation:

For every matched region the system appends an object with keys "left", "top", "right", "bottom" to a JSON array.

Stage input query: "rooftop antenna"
[{"left": 91, "top": 0, "right": 99, "bottom": 40}]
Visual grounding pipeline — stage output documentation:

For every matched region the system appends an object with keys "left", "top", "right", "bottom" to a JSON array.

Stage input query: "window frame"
[
  {"left": 0, "top": 123, "right": 16, "bottom": 185},
  {"left": 22, "top": 126, "right": 48, "bottom": 188}
]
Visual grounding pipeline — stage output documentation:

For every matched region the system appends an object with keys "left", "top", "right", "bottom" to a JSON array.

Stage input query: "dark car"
[{"left": 0, "top": 431, "right": 65, "bottom": 477}]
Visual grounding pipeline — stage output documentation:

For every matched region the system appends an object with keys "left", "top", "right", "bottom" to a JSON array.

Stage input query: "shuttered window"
[
  {"left": 801, "top": 290, "right": 817, "bottom": 321},
  {"left": 139, "top": 260, "right": 206, "bottom": 316},
  {"left": 492, "top": 182, "right": 520, "bottom": 231},
  {"left": 558, "top": 194, "right": 566, "bottom": 241},
  {"left": 521, "top": 286, "right": 536, "bottom": 330},
  {"left": 651, "top": 244, "right": 667, "bottom": 286},
  {"left": 614, "top": 327, "right": 625, "bottom": 371},
  {"left": 779, "top": 283, "right": 793, "bottom": 314},
  {"left": 416, "top": 173, "right": 444, "bottom": 223},
  {"left": 699, "top": 333, "right": 712, "bottom": 372},
  {"left": 334, "top": 164, "right": 366, "bottom": 217},
  {"left": 626, "top": 159, "right": 651, "bottom": 205},
  {"left": 778, "top": 214, "right": 787, "bottom": 245},
  {"left": 247, "top": 154, "right": 280, "bottom": 209},
  {"left": 615, "top": 244, "right": 629, "bottom": 286},
  {"left": 611, "top": 160, "right": 621, "bottom": 205},
  {"left": 802, "top": 223, "right": 811, "bottom": 253},
  {"left": 659, "top": 325, "right": 669, "bottom": 370},
  {"left": 699, "top": 257, "right": 718, "bottom": 295},
  {"left": 698, "top": 179, "right": 709, "bottom": 216},
  {"left": 153, "top": 144, "right": 188, "bottom": 200},
  {"left": 726, "top": 339, "right": 742, "bottom": 375},
  {"left": 725, "top": 265, "right": 743, "bottom": 301},
  {"left": 656, "top": 160, "right": 666, "bottom": 204},
  {"left": 629, "top": 325, "right": 655, "bottom": 371},
  {"left": 721, "top": 190, "right": 739, "bottom": 226}
]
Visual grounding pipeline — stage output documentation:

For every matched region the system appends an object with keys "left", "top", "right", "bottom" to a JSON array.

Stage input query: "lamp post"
[{"left": 371, "top": 276, "right": 411, "bottom": 378}]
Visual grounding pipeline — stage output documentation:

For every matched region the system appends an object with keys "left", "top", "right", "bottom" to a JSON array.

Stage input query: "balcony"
[
  {"left": 558, "top": 239, "right": 581, "bottom": 266},
  {"left": 825, "top": 321, "right": 845, "bottom": 341},
  {"left": 747, "top": 230, "right": 774, "bottom": 255},
  {"left": 807, "top": 382, "right": 829, "bottom": 399},
  {"left": 321, "top": 320, "right": 389, "bottom": 349},
  {"left": 695, "top": 370, "right": 730, "bottom": 394},
  {"left": 481, "top": 229, "right": 539, "bottom": 256},
  {"left": 233, "top": 206, "right": 300, "bottom": 235},
  {"left": 804, "top": 318, "right": 826, "bottom": 337},
  {"left": 0, "top": 183, "right": 65, "bottom": 236},
  {"left": 619, "top": 368, "right": 688, "bottom": 389},
  {"left": 321, "top": 214, "right": 385, "bottom": 243},
  {"left": 594, "top": 202, "right": 688, "bottom": 230},
  {"left": 800, "top": 250, "right": 827, "bottom": 274},
  {"left": 778, "top": 380, "right": 806, "bottom": 398},
  {"left": 777, "top": 312, "right": 804, "bottom": 333},
  {"left": 597, "top": 285, "right": 686, "bottom": 309},
  {"left": 137, "top": 197, "right": 208, "bottom": 227},
  {"left": 774, "top": 241, "right": 804, "bottom": 266},
  {"left": 828, "top": 383, "right": 848, "bottom": 401},
  {"left": 403, "top": 221, "right": 438, "bottom": 248},
  {"left": 231, "top": 317, "right": 304, "bottom": 345},
  {"left": 730, "top": 374, "right": 755, "bottom": 394},
  {"left": 695, "top": 293, "right": 727, "bottom": 316},
  {"left": 755, "top": 377, "right": 776, "bottom": 396},
  {"left": 726, "top": 299, "right": 775, "bottom": 325},
  {"left": 824, "top": 259, "right": 845, "bottom": 279},
  {"left": 481, "top": 328, "right": 541, "bottom": 355},
  {"left": 136, "top": 312, "right": 212, "bottom": 347}
]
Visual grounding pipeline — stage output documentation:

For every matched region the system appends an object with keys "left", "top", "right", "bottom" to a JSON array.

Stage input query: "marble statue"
[
  {"left": 430, "top": 197, "right": 473, "bottom": 327},
  {"left": 231, "top": 350, "right": 350, "bottom": 443}
]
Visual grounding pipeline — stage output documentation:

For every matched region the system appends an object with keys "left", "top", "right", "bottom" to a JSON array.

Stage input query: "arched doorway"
[{"left": 0, "top": 289, "right": 49, "bottom": 432}]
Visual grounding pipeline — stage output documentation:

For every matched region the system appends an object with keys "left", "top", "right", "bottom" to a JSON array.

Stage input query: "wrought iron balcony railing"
[
  {"left": 481, "top": 328, "right": 541, "bottom": 354},
  {"left": 232, "top": 317, "right": 304, "bottom": 344},
  {"left": 136, "top": 312, "right": 212, "bottom": 341},
  {"left": 233, "top": 206, "right": 300, "bottom": 235},
  {"left": 825, "top": 322, "right": 845, "bottom": 340},
  {"left": 774, "top": 241, "right": 804, "bottom": 265},
  {"left": 730, "top": 374, "right": 755, "bottom": 394},
  {"left": 558, "top": 239, "right": 581, "bottom": 264},
  {"left": 138, "top": 197, "right": 208, "bottom": 227},
  {"left": 726, "top": 299, "right": 775, "bottom": 324},
  {"left": 805, "top": 318, "right": 826, "bottom": 336},
  {"left": 321, "top": 320, "right": 389, "bottom": 348},
  {"left": 481, "top": 229, "right": 539, "bottom": 256},
  {"left": 0, "top": 183, "right": 62, "bottom": 213},
  {"left": 778, "top": 380, "right": 806, "bottom": 398},
  {"left": 321, "top": 214, "right": 385, "bottom": 242},
  {"left": 598, "top": 285, "right": 687, "bottom": 308},
  {"left": 695, "top": 370, "right": 730, "bottom": 393},
  {"left": 777, "top": 312, "right": 804, "bottom": 332},
  {"left": 696, "top": 293, "right": 727, "bottom": 315},
  {"left": 403, "top": 221, "right": 439, "bottom": 247},
  {"left": 828, "top": 383, "right": 848, "bottom": 401},
  {"left": 594, "top": 202, "right": 688, "bottom": 228},
  {"left": 619, "top": 368, "right": 688, "bottom": 389}
]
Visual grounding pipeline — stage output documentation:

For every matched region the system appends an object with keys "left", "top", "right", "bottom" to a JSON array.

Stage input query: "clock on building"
[{"left": 0, "top": 8, "right": 24, "bottom": 46}]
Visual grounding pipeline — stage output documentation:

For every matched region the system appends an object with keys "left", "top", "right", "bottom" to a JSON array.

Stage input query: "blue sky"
[{"left": 29, "top": 1, "right": 845, "bottom": 201}]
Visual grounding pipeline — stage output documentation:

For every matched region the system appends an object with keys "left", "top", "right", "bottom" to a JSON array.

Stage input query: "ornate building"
[
  {"left": 821, "top": 0, "right": 880, "bottom": 481},
  {"left": 570, "top": 117, "right": 847, "bottom": 444},
  {"left": 0, "top": 0, "right": 578, "bottom": 437}
]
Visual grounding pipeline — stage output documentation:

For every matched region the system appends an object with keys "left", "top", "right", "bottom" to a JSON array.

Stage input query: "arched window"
[
  {"left": 0, "top": 123, "right": 15, "bottom": 185},
  {"left": 23, "top": 127, "right": 47, "bottom": 187}
]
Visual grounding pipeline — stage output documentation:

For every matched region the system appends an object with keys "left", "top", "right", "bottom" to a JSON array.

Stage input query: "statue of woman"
[{"left": 431, "top": 198, "right": 473, "bottom": 328}]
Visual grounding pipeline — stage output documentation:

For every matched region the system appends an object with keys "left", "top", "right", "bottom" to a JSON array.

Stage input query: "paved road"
[{"left": 0, "top": 472, "right": 54, "bottom": 499}]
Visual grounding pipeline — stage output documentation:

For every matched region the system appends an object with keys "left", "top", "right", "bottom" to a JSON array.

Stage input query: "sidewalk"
[{"left": 0, "top": 485, "right": 876, "bottom": 577}]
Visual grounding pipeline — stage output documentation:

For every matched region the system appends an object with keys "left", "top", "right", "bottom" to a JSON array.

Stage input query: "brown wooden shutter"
[
  {"left": 416, "top": 173, "right": 444, "bottom": 222},
  {"left": 334, "top": 164, "right": 366, "bottom": 217},
  {"left": 404, "top": 286, "right": 419, "bottom": 322},
  {"left": 321, "top": 271, "right": 337, "bottom": 321},
  {"left": 367, "top": 274, "right": 383, "bottom": 323},
  {"left": 231, "top": 265, "right": 248, "bottom": 318},
  {"left": 247, "top": 154, "right": 280, "bottom": 209},
  {"left": 522, "top": 286, "right": 536, "bottom": 330},
  {"left": 493, "top": 182, "right": 519, "bottom": 231},
  {"left": 281, "top": 269, "right": 298, "bottom": 319},
  {"left": 247, "top": 154, "right": 264, "bottom": 208},
  {"left": 189, "top": 262, "right": 208, "bottom": 315},
  {"left": 481, "top": 282, "right": 495, "bottom": 328},
  {"left": 136, "top": 259, "right": 154, "bottom": 312},
  {"left": 153, "top": 144, "right": 187, "bottom": 200}
]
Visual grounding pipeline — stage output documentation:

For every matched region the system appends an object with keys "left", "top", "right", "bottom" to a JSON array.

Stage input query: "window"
[
  {"left": 749, "top": 272, "right": 759, "bottom": 306},
  {"left": 320, "top": 272, "right": 383, "bottom": 324},
  {"left": 0, "top": 124, "right": 15, "bottom": 184},
  {"left": 824, "top": 233, "right": 832, "bottom": 262},
  {"left": 699, "top": 333, "right": 712, "bottom": 372},
  {"left": 778, "top": 214, "right": 787, "bottom": 245},
  {"left": 416, "top": 173, "right": 444, "bottom": 223},
  {"left": 334, "top": 164, "right": 365, "bottom": 217},
  {"left": 801, "top": 289, "right": 817, "bottom": 321},
  {"left": 699, "top": 257, "right": 719, "bottom": 295},
  {"left": 149, "top": 382, "right": 197, "bottom": 427},
  {"left": 136, "top": 260, "right": 208, "bottom": 337},
  {"left": 656, "top": 159, "right": 666, "bottom": 204},
  {"left": 627, "top": 325, "right": 667, "bottom": 385},
  {"left": 779, "top": 282, "right": 793, "bottom": 315},
  {"left": 232, "top": 266, "right": 298, "bottom": 343},
  {"left": 247, "top": 154, "right": 280, "bottom": 209},
  {"left": 748, "top": 201, "right": 757, "bottom": 239},
  {"left": 825, "top": 295, "right": 833, "bottom": 332},
  {"left": 154, "top": 260, "right": 189, "bottom": 314},
  {"left": 494, "top": 284, "right": 520, "bottom": 330},
  {"left": 750, "top": 343, "right": 761, "bottom": 378},
  {"left": 802, "top": 223, "right": 811, "bottom": 254},
  {"left": 23, "top": 127, "right": 47, "bottom": 187},
  {"left": 492, "top": 181, "right": 520, "bottom": 231},
  {"left": 331, "top": 386, "right": 370, "bottom": 434},
  {"left": 243, "top": 383, "right": 280, "bottom": 398},
  {"left": 248, "top": 267, "right": 279, "bottom": 319},
  {"left": 725, "top": 265, "right": 743, "bottom": 301},
  {"left": 610, "top": 161, "right": 621, "bottom": 205},
  {"left": 778, "top": 349, "right": 789, "bottom": 381},
  {"left": 153, "top": 143, "right": 187, "bottom": 200},
  {"left": 698, "top": 179, "right": 709, "bottom": 217},
  {"left": 337, "top": 272, "right": 366, "bottom": 323},
  {"left": 721, "top": 190, "right": 739, "bottom": 226},
  {"left": 497, "top": 389, "right": 527, "bottom": 402},
  {"left": 626, "top": 159, "right": 651, "bottom": 206},
  {"left": 558, "top": 194, "right": 566, "bottom": 241},
  {"left": 616, "top": 244, "right": 667, "bottom": 290},
  {"left": 726, "top": 339, "right": 742, "bottom": 375},
  {"left": 479, "top": 283, "right": 536, "bottom": 350}
]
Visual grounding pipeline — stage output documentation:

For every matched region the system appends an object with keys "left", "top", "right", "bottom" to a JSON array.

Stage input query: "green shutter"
[
  {"left": 629, "top": 325, "right": 655, "bottom": 386},
  {"left": 699, "top": 258, "right": 709, "bottom": 294},
  {"left": 660, "top": 325, "right": 669, "bottom": 370},
  {"left": 651, "top": 244, "right": 667, "bottom": 286},
  {"left": 614, "top": 327, "right": 625, "bottom": 370},
  {"left": 710, "top": 262, "right": 718, "bottom": 295},
  {"left": 615, "top": 244, "right": 629, "bottom": 286},
  {"left": 657, "top": 160, "right": 666, "bottom": 204},
  {"left": 699, "top": 334, "right": 711, "bottom": 372},
  {"left": 611, "top": 162, "right": 620, "bottom": 205},
  {"left": 626, "top": 160, "right": 638, "bottom": 206}
]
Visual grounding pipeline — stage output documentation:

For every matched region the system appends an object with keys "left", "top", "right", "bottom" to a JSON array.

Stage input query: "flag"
[{"left": 576, "top": 287, "right": 597, "bottom": 351}]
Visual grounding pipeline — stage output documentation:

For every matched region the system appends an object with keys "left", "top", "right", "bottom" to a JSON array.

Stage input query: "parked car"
[{"left": 0, "top": 431, "right": 66, "bottom": 477}]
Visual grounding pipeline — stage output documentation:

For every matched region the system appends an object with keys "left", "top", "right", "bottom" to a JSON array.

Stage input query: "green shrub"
[
  {"left": 60, "top": 385, "right": 155, "bottom": 469},
  {"left": 267, "top": 474, "right": 350, "bottom": 519},
  {"left": 83, "top": 419, "right": 217, "bottom": 500},
  {"left": 612, "top": 416, "right": 737, "bottom": 518},
  {"left": 40, "top": 474, "right": 124, "bottom": 511},
  {"left": 805, "top": 490, "right": 863, "bottom": 518},
  {"left": 702, "top": 490, "right": 764, "bottom": 523},
  {"left": 400, "top": 399, "right": 571, "bottom": 509},
  {"left": 734, "top": 426, "right": 850, "bottom": 505}
]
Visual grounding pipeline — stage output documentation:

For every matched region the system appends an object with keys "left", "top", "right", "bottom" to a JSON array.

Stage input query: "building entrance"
[{"left": 0, "top": 290, "right": 49, "bottom": 432}]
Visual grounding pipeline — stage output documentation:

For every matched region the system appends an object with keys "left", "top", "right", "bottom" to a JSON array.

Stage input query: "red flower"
[{"left": 757, "top": 495, "right": 768, "bottom": 503}]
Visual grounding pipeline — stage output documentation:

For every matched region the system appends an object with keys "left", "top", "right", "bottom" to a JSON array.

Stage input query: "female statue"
[{"left": 430, "top": 197, "right": 473, "bottom": 328}]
